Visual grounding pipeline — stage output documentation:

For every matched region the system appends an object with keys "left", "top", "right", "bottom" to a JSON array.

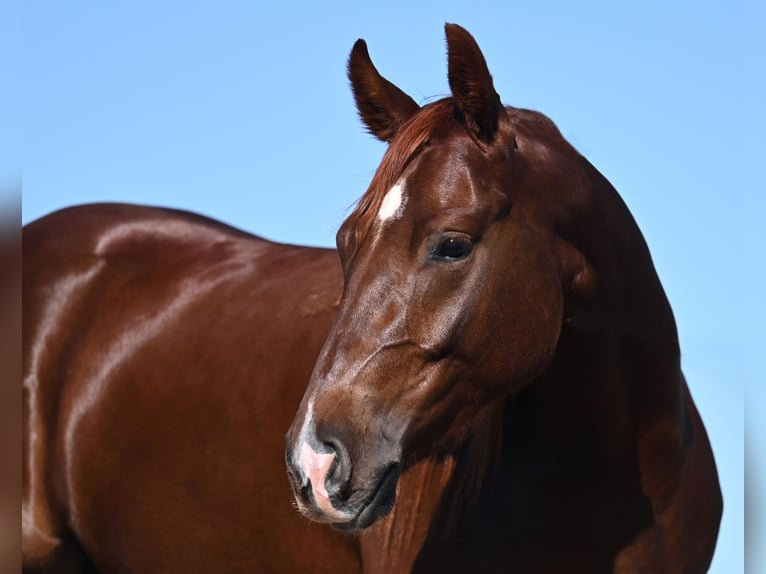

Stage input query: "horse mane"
[{"left": 345, "top": 98, "right": 462, "bottom": 249}]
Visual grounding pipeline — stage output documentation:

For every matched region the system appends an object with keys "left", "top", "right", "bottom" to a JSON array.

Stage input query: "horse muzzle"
[{"left": 285, "top": 428, "right": 402, "bottom": 530}]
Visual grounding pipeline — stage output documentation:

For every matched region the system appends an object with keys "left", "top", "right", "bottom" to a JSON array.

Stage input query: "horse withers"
[{"left": 23, "top": 24, "right": 721, "bottom": 574}]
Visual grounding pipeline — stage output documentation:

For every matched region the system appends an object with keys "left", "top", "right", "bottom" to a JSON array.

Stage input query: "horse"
[{"left": 22, "top": 24, "right": 721, "bottom": 573}]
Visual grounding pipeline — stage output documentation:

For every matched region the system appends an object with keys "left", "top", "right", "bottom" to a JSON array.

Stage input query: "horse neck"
[
  {"left": 449, "top": 166, "right": 688, "bottom": 521},
  {"left": 516, "top": 163, "right": 687, "bottom": 477}
]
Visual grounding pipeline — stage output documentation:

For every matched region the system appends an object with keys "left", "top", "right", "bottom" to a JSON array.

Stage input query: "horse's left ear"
[{"left": 445, "top": 24, "right": 502, "bottom": 142}]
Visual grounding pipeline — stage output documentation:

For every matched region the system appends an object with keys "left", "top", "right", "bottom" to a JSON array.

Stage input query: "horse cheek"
[{"left": 485, "top": 245, "right": 563, "bottom": 396}]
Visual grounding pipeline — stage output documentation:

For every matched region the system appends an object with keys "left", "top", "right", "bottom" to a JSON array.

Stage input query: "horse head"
[{"left": 286, "top": 24, "right": 598, "bottom": 530}]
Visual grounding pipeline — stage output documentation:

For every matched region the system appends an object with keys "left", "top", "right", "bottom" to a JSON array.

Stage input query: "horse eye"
[{"left": 430, "top": 234, "right": 474, "bottom": 262}]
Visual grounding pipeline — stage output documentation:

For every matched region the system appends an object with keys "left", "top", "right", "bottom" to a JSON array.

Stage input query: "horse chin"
[{"left": 331, "top": 464, "right": 401, "bottom": 532}]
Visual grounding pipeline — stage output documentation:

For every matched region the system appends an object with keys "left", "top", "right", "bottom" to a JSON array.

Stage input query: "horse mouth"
[{"left": 332, "top": 464, "right": 401, "bottom": 531}]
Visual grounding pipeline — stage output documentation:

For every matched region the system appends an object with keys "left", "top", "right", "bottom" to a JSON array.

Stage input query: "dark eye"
[{"left": 429, "top": 234, "right": 474, "bottom": 262}]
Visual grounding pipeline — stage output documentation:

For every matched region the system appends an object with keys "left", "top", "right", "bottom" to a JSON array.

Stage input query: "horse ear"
[
  {"left": 348, "top": 39, "right": 420, "bottom": 143},
  {"left": 445, "top": 24, "right": 502, "bottom": 142}
]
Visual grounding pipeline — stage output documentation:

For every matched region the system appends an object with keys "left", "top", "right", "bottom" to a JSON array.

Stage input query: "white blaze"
[{"left": 377, "top": 180, "right": 406, "bottom": 221}]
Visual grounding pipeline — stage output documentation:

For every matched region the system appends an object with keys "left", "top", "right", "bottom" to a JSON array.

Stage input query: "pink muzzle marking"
[{"left": 298, "top": 442, "right": 348, "bottom": 520}]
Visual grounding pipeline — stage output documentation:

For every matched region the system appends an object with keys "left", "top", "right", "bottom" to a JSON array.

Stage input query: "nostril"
[
  {"left": 294, "top": 435, "right": 350, "bottom": 503},
  {"left": 322, "top": 439, "right": 351, "bottom": 501}
]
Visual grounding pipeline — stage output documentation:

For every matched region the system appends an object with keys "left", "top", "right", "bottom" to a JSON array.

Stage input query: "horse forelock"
[{"left": 345, "top": 99, "right": 462, "bottom": 249}]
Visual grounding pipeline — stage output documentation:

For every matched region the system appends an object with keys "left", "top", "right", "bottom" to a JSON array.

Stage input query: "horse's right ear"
[{"left": 348, "top": 39, "right": 420, "bottom": 143}]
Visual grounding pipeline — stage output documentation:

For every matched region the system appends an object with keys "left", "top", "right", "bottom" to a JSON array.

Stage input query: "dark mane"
[{"left": 345, "top": 99, "right": 462, "bottom": 248}]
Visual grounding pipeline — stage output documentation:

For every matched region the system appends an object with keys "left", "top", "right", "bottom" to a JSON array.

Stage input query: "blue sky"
[{"left": 19, "top": 1, "right": 758, "bottom": 571}]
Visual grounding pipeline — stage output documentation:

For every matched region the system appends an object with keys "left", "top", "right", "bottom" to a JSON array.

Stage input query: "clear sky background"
[{"left": 17, "top": 1, "right": 759, "bottom": 571}]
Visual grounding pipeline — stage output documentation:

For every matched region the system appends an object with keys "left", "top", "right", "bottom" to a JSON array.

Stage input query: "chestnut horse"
[{"left": 23, "top": 24, "right": 721, "bottom": 573}]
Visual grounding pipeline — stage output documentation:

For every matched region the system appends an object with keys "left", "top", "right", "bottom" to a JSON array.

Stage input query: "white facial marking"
[
  {"left": 377, "top": 180, "right": 407, "bottom": 222},
  {"left": 297, "top": 441, "right": 351, "bottom": 520},
  {"left": 298, "top": 442, "right": 336, "bottom": 499},
  {"left": 293, "top": 401, "right": 353, "bottom": 522},
  {"left": 294, "top": 401, "right": 314, "bottom": 486}
]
